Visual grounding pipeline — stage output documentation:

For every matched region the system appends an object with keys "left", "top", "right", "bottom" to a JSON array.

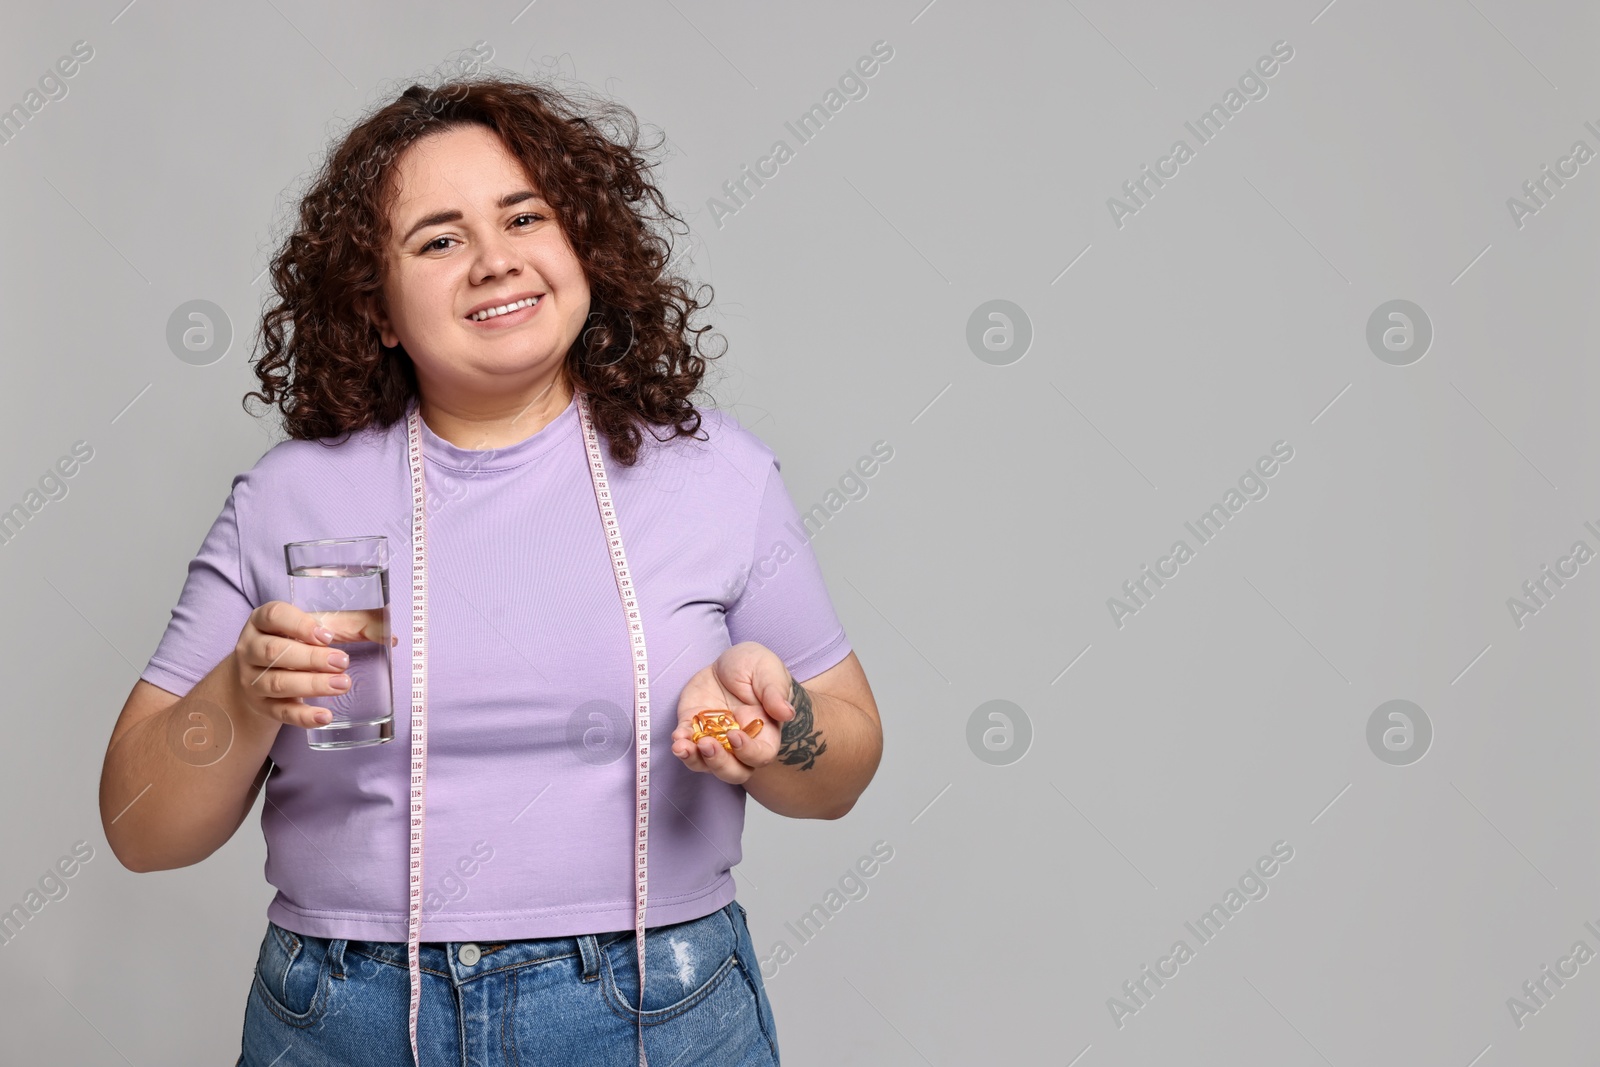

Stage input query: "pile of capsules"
[{"left": 688, "top": 710, "right": 763, "bottom": 752}]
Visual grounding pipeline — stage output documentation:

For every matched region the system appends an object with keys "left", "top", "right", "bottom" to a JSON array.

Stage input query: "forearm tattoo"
[{"left": 776, "top": 677, "right": 827, "bottom": 771}]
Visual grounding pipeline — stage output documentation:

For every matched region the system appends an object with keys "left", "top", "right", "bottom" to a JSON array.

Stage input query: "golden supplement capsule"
[{"left": 689, "top": 710, "right": 764, "bottom": 752}]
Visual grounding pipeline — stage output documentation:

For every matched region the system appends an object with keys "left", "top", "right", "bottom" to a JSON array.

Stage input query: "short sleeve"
[
  {"left": 139, "top": 476, "right": 257, "bottom": 698},
  {"left": 725, "top": 456, "right": 852, "bottom": 683}
]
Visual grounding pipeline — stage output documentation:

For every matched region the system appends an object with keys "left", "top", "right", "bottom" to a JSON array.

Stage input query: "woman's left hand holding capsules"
[{"left": 671, "top": 642, "right": 796, "bottom": 785}]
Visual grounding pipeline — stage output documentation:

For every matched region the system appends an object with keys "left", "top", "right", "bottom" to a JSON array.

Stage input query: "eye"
[{"left": 418, "top": 213, "right": 542, "bottom": 253}]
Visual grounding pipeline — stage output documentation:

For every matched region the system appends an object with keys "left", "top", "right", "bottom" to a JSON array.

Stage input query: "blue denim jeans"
[{"left": 238, "top": 900, "right": 780, "bottom": 1066}]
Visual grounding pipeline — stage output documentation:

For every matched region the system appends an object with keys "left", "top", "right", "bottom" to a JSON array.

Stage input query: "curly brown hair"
[{"left": 245, "top": 73, "right": 722, "bottom": 466}]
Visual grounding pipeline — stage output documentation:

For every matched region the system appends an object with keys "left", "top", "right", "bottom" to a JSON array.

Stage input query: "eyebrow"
[{"left": 399, "top": 190, "right": 545, "bottom": 246}]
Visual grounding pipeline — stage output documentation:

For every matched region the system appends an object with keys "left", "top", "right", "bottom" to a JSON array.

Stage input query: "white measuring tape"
[{"left": 404, "top": 389, "right": 652, "bottom": 1066}]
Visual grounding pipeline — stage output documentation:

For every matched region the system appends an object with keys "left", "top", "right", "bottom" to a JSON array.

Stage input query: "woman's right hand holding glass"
[{"left": 230, "top": 601, "right": 394, "bottom": 729}]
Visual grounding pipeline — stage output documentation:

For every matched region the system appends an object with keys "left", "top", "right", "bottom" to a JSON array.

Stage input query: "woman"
[{"left": 97, "top": 74, "right": 883, "bottom": 1067}]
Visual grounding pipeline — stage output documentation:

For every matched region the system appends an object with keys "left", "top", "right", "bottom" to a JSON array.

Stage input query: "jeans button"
[{"left": 459, "top": 943, "right": 481, "bottom": 966}]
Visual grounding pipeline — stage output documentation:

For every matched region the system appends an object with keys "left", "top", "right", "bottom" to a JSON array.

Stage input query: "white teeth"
[{"left": 470, "top": 296, "right": 539, "bottom": 321}]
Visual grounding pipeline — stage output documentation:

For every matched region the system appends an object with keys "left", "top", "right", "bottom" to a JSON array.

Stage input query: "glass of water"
[{"left": 284, "top": 535, "right": 395, "bottom": 750}]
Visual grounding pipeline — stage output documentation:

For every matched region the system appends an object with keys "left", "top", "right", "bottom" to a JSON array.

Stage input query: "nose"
[{"left": 471, "top": 226, "right": 525, "bottom": 283}]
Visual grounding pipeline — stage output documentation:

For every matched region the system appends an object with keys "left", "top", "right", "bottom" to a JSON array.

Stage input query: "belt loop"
[
  {"left": 578, "top": 935, "right": 601, "bottom": 983},
  {"left": 328, "top": 938, "right": 348, "bottom": 981}
]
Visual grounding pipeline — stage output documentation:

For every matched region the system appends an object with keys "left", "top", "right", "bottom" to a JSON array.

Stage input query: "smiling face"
[{"left": 367, "top": 122, "right": 591, "bottom": 416}]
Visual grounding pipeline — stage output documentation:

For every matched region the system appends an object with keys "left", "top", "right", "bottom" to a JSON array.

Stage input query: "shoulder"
[
  {"left": 233, "top": 418, "right": 401, "bottom": 499},
  {"left": 690, "top": 405, "right": 777, "bottom": 463},
  {"left": 638, "top": 403, "right": 779, "bottom": 490}
]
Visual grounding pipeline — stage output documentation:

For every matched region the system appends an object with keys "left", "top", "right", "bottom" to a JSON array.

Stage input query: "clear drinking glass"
[{"left": 284, "top": 535, "right": 395, "bottom": 750}]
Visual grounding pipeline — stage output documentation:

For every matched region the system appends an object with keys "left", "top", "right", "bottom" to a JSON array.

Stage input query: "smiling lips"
[{"left": 466, "top": 295, "right": 542, "bottom": 323}]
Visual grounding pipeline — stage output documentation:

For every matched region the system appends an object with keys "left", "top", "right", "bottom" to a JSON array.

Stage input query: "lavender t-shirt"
[{"left": 139, "top": 393, "right": 852, "bottom": 941}]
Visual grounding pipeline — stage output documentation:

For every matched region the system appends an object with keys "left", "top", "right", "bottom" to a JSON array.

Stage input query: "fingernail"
[
  {"left": 314, "top": 627, "right": 333, "bottom": 644},
  {"left": 314, "top": 711, "right": 332, "bottom": 725},
  {"left": 329, "top": 651, "right": 350, "bottom": 669},
  {"left": 330, "top": 675, "right": 351, "bottom": 690}
]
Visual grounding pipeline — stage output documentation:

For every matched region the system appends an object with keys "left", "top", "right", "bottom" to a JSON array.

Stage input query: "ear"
[{"left": 357, "top": 292, "right": 399, "bottom": 349}]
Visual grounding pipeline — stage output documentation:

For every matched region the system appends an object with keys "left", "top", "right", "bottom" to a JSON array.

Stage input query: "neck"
[{"left": 417, "top": 372, "right": 575, "bottom": 451}]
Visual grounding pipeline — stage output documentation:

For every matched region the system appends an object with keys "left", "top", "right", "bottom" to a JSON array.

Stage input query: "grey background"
[{"left": 2, "top": 0, "right": 1597, "bottom": 1063}]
